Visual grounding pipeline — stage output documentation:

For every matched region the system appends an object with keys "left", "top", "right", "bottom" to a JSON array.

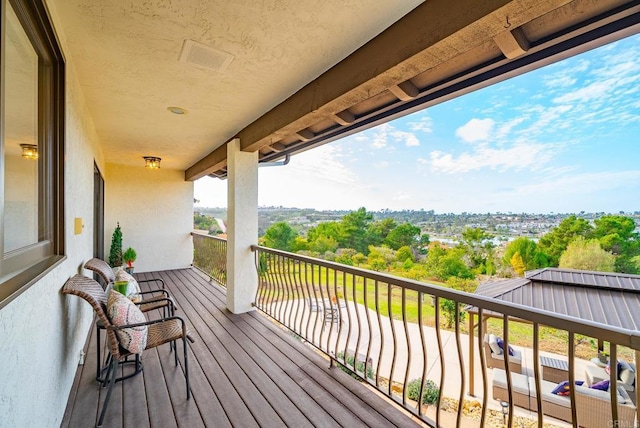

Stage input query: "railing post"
[
  {"left": 468, "top": 312, "right": 475, "bottom": 396},
  {"left": 226, "top": 139, "right": 258, "bottom": 313}
]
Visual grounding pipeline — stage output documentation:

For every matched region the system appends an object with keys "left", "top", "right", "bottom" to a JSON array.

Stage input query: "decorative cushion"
[
  {"left": 590, "top": 379, "right": 609, "bottom": 391},
  {"left": 496, "top": 337, "right": 515, "bottom": 356},
  {"left": 552, "top": 380, "right": 584, "bottom": 396},
  {"left": 488, "top": 334, "right": 502, "bottom": 355},
  {"left": 115, "top": 268, "right": 141, "bottom": 295},
  {"left": 106, "top": 289, "right": 147, "bottom": 353},
  {"left": 619, "top": 366, "right": 635, "bottom": 385}
]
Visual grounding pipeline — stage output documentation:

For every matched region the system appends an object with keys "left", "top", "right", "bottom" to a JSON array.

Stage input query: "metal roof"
[{"left": 471, "top": 268, "right": 640, "bottom": 331}]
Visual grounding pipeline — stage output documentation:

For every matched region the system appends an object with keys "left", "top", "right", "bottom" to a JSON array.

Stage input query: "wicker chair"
[
  {"left": 83, "top": 258, "right": 177, "bottom": 382},
  {"left": 84, "top": 257, "right": 172, "bottom": 309},
  {"left": 62, "top": 274, "right": 194, "bottom": 427}
]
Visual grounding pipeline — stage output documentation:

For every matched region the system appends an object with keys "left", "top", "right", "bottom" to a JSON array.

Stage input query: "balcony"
[{"left": 61, "top": 267, "right": 420, "bottom": 428}]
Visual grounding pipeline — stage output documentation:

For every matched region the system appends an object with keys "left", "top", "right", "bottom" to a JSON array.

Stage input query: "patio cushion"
[
  {"left": 488, "top": 334, "right": 502, "bottom": 355},
  {"left": 492, "top": 368, "right": 529, "bottom": 394},
  {"left": 590, "top": 379, "right": 609, "bottom": 390},
  {"left": 552, "top": 380, "right": 584, "bottom": 396},
  {"left": 619, "top": 361, "right": 635, "bottom": 385},
  {"left": 115, "top": 268, "right": 141, "bottom": 295},
  {"left": 107, "top": 289, "right": 148, "bottom": 353}
]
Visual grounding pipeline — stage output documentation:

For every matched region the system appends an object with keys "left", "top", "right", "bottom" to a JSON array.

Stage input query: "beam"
[
  {"left": 493, "top": 27, "right": 530, "bottom": 59},
  {"left": 389, "top": 81, "right": 420, "bottom": 101},
  {"left": 185, "top": 0, "right": 570, "bottom": 180},
  {"left": 330, "top": 111, "right": 355, "bottom": 126}
]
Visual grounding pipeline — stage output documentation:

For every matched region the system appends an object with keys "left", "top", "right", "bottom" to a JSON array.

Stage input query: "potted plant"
[
  {"left": 123, "top": 247, "right": 137, "bottom": 274},
  {"left": 108, "top": 223, "right": 123, "bottom": 268}
]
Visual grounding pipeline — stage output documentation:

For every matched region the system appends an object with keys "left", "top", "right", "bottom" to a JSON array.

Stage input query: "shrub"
[
  {"left": 336, "top": 351, "right": 374, "bottom": 380},
  {"left": 407, "top": 378, "right": 439, "bottom": 405}
]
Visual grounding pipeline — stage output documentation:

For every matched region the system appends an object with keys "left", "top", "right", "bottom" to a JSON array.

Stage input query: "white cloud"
[
  {"left": 417, "top": 157, "right": 428, "bottom": 164},
  {"left": 374, "top": 161, "right": 389, "bottom": 169},
  {"left": 367, "top": 123, "right": 420, "bottom": 148},
  {"left": 429, "top": 142, "right": 557, "bottom": 174},
  {"left": 393, "top": 131, "right": 420, "bottom": 147},
  {"left": 553, "top": 80, "right": 615, "bottom": 104},
  {"left": 455, "top": 118, "right": 494, "bottom": 143},
  {"left": 512, "top": 170, "right": 640, "bottom": 196},
  {"left": 408, "top": 116, "right": 433, "bottom": 133}
]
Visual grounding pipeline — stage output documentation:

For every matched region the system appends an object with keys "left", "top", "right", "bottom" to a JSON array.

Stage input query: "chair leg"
[
  {"left": 97, "top": 357, "right": 118, "bottom": 427},
  {"left": 95, "top": 327, "right": 102, "bottom": 381},
  {"left": 183, "top": 338, "right": 190, "bottom": 400},
  {"left": 174, "top": 341, "right": 178, "bottom": 366}
]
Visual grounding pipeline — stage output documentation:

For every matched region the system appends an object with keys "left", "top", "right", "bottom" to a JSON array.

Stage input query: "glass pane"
[{"left": 3, "top": 3, "right": 39, "bottom": 253}]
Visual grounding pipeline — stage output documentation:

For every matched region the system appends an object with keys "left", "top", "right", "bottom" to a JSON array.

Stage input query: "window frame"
[{"left": 0, "top": 0, "right": 65, "bottom": 308}]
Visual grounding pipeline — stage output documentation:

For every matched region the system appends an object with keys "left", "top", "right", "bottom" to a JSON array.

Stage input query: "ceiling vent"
[{"left": 179, "top": 39, "right": 234, "bottom": 72}]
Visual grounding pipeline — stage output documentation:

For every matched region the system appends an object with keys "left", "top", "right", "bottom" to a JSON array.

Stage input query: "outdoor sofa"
[
  {"left": 484, "top": 334, "right": 523, "bottom": 374},
  {"left": 492, "top": 368, "right": 636, "bottom": 427}
]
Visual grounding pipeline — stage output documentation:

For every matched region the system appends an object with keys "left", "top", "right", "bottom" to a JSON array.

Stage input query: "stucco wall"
[
  {"left": 104, "top": 164, "right": 193, "bottom": 272},
  {"left": 0, "top": 59, "right": 103, "bottom": 426}
]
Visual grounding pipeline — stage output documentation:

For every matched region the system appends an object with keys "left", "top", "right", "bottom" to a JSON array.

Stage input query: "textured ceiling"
[{"left": 46, "top": 0, "right": 423, "bottom": 170}]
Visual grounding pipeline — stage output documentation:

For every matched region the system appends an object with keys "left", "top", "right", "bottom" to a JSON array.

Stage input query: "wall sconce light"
[
  {"left": 20, "top": 144, "right": 38, "bottom": 160},
  {"left": 143, "top": 156, "right": 161, "bottom": 169}
]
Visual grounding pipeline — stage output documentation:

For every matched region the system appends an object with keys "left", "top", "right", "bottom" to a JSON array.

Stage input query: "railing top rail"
[
  {"left": 191, "top": 232, "right": 227, "bottom": 242},
  {"left": 252, "top": 245, "right": 640, "bottom": 350}
]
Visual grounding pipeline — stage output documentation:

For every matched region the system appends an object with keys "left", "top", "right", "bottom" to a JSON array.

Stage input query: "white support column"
[{"left": 226, "top": 139, "right": 259, "bottom": 314}]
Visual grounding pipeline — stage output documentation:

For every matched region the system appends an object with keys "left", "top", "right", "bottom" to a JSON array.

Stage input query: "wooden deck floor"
[{"left": 61, "top": 268, "right": 421, "bottom": 428}]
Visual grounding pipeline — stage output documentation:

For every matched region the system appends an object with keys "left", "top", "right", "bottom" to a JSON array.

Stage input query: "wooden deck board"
[{"left": 61, "top": 268, "right": 421, "bottom": 428}]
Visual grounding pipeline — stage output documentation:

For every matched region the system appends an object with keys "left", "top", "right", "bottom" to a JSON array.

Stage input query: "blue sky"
[{"left": 195, "top": 33, "right": 640, "bottom": 214}]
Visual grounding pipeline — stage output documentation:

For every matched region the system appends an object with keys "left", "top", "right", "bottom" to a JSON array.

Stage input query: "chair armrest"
[
  {"left": 137, "top": 278, "right": 166, "bottom": 289},
  {"left": 138, "top": 289, "right": 170, "bottom": 299}
]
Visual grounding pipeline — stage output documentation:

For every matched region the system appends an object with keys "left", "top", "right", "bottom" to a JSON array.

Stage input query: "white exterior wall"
[
  {"left": 0, "top": 56, "right": 103, "bottom": 426},
  {"left": 104, "top": 164, "right": 193, "bottom": 272}
]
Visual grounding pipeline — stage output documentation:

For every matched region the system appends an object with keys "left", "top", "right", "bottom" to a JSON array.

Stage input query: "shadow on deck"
[{"left": 61, "top": 268, "right": 421, "bottom": 428}]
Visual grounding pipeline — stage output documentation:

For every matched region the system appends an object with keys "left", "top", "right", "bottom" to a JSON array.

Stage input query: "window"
[{"left": 0, "top": 0, "right": 65, "bottom": 307}]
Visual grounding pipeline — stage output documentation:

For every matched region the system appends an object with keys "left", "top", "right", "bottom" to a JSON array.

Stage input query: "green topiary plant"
[
  {"left": 108, "top": 222, "right": 123, "bottom": 268},
  {"left": 123, "top": 247, "right": 137, "bottom": 268},
  {"left": 407, "top": 378, "right": 440, "bottom": 406}
]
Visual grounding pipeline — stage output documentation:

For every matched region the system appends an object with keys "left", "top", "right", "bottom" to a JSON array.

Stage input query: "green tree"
[
  {"left": 108, "top": 222, "right": 123, "bottom": 268},
  {"left": 367, "top": 245, "right": 395, "bottom": 271},
  {"left": 262, "top": 222, "right": 297, "bottom": 251},
  {"left": 307, "top": 221, "right": 342, "bottom": 243},
  {"left": 367, "top": 218, "right": 397, "bottom": 247},
  {"left": 425, "top": 243, "right": 473, "bottom": 281},
  {"left": 503, "top": 237, "right": 548, "bottom": 272},
  {"left": 384, "top": 223, "right": 421, "bottom": 250},
  {"left": 538, "top": 215, "right": 593, "bottom": 265},
  {"left": 440, "top": 298, "right": 466, "bottom": 328},
  {"left": 308, "top": 235, "right": 338, "bottom": 254},
  {"left": 395, "top": 245, "right": 414, "bottom": 263},
  {"left": 460, "top": 227, "right": 494, "bottom": 273},
  {"left": 559, "top": 237, "right": 616, "bottom": 272},
  {"left": 339, "top": 207, "right": 373, "bottom": 253},
  {"left": 591, "top": 215, "right": 640, "bottom": 273}
]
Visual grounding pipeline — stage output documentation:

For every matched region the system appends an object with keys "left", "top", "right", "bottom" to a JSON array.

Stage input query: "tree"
[
  {"left": 308, "top": 235, "right": 338, "bottom": 254},
  {"left": 440, "top": 298, "right": 466, "bottom": 328},
  {"left": 108, "top": 222, "right": 123, "bottom": 267},
  {"left": 262, "top": 222, "right": 297, "bottom": 251},
  {"left": 425, "top": 243, "right": 473, "bottom": 281},
  {"left": 559, "top": 237, "right": 615, "bottom": 272},
  {"left": 503, "top": 237, "right": 548, "bottom": 272},
  {"left": 510, "top": 252, "right": 526, "bottom": 276},
  {"left": 395, "top": 245, "right": 414, "bottom": 263},
  {"left": 339, "top": 207, "right": 374, "bottom": 253},
  {"left": 367, "top": 218, "right": 397, "bottom": 247},
  {"left": 459, "top": 227, "right": 494, "bottom": 273},
  {"left": 591, "top": 215, "right": 640, "bottom": 273},
  {"left": 384, "top": 223, "right": 421, "bottom": 250},
  {"left": 537, "top": 215, "right": 592, "bottom": 265},
  {"left": 367, "top": 245, "right": 395, "bottom": 271}
]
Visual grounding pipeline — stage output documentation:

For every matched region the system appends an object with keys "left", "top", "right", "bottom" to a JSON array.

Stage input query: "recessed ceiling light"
[{"left": 167, "top": 106, "right": 187, "bottom": 115}]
